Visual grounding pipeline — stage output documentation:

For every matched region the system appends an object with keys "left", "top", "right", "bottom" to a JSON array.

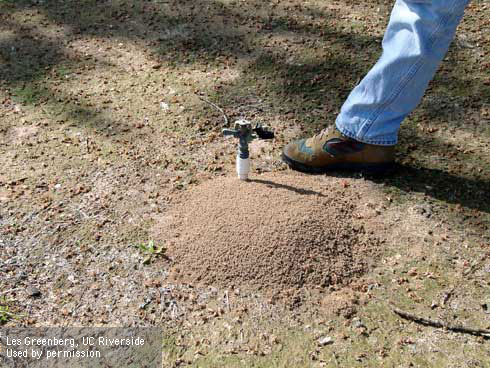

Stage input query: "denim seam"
[
  {"left": 338, "top": 125, "right": 397, "bottom": 146},
  {"left": 357, "top": 0, "right": 460, "bottom": 139}
]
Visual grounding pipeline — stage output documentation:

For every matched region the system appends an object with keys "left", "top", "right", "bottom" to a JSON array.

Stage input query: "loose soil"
[
  {"left": 156, "top": 172, "right": 381, "bottom": 292},
  {"left": 2, "top": 0, "right": 489, "bottom": 365}
]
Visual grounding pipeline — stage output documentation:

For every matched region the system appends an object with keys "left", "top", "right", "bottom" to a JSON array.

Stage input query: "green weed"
[
  {"left": 136, "top": 240, "right": 167, "bottom": 264},
  {"left": 0, "top": 297, "right": 21, "bottom": 324},
  {"left": 12, "top": 85, "right": 46, "bottom": 105}
]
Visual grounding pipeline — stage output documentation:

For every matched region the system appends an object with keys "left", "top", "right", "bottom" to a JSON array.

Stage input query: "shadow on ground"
[
  {"left": 1, "top": 0, "right": 488, "bottom": 235},
  {"left": 249, "top": 178, "right": 326, "bottom": 197}
]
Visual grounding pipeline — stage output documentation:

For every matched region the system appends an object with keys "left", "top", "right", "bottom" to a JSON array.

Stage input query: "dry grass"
[{"left": 1, "top": 0, "right": 489, "bottom": 366}]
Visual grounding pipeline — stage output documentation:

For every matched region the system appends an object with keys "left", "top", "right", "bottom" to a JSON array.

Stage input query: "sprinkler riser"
[
  {"left": 222, "top": 119, "right": 273, "bottom": 181},
  {"left": 236, "top": 156, "right": 250, "bottom": 181}
]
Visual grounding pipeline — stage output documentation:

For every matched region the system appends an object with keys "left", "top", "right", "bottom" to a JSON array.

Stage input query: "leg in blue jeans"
[
  {"left": 336, "top": 0, "right": 470, "bottom": 146},
  {"left": 281, "top": 0, "right": 470, "bottom": 173}
]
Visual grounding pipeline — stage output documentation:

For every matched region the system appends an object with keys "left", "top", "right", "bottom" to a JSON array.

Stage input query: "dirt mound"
[{"left": 156, "top": 173, "right": 381, "bottom": 291}]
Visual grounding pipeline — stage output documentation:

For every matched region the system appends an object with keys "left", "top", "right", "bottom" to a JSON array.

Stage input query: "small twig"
[
  {"left": 0, "top": 288, "right": 20, "bottom": 296},
  {"left": 195, "top": 94, "right": 229, "bottom": 126},
  {"left": 442, "top": 287, "right": 455, "bottom": 306},
  {"left": 224, "top": 290, "right": 231, "bottom": 312},
  {"left": 237, "top": 102, "right": 264, "bottom": 109},
  {"left": 0, "top": 310, "right": 21, "bottom": 319},
  {"left": 392, "top": 307, "right": 490, "bottom": 337},
  {"left": 463, "top": 255, "right": 488, "bottom": 277}
]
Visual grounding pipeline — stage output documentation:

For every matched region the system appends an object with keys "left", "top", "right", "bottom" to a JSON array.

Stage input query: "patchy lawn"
[{"left": 1, "top": 0, "right": 489, "bottom": 367}]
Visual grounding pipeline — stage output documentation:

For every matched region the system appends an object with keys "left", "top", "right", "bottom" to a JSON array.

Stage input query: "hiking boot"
[{"left": 281, "top": 127, "right": 395, "bottom": 174}]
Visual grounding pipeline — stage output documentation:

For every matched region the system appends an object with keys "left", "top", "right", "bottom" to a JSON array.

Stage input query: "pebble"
[
  {"left": 318, "top": 336, "right": 334, "bottom": 346},
  {"left": 27, "top": 287, "right": 41, "bottom": 298},
  {"left": 352, "top": 318, "right": 365, "bottom": 329}
]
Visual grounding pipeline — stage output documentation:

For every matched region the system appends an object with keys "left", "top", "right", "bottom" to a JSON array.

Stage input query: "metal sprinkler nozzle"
[{"left": 222, "top": 120, "right": 274, "bottom": 180}]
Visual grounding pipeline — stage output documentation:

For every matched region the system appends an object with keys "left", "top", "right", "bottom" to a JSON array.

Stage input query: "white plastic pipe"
[{"left": 236, "top": 156, "right": 250, "bottom": 180}]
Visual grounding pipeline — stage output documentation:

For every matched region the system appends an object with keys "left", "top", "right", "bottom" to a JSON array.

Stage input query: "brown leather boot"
[{"left": 282, "top": 127, "right": 395, "bottom": 174}]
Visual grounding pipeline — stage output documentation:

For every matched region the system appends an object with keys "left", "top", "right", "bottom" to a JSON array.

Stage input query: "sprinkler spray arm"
[{"left": 222, "top": 120, "right": 274, "bottom": 180}]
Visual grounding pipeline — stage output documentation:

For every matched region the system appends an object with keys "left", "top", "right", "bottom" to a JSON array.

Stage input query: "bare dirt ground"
[{"left": 1, "top": 0, "right": 489, "bottom": 367}]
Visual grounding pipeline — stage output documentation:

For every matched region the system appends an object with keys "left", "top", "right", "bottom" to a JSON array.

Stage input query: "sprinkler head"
[
  {"left": 254, "top": 124, "right": 274, "bottom": 140},
  {"left": 222, "top": 120, "right": 274, "bottom": 180}
]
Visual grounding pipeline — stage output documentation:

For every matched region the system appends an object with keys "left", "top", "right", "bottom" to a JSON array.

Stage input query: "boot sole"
[{"left": 281, "top": 153, "right": 395, "bottom": 175}]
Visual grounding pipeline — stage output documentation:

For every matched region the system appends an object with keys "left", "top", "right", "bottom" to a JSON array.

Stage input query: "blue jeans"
[{"left": 336, "top": 0, "right": 470, "bottom": 146}]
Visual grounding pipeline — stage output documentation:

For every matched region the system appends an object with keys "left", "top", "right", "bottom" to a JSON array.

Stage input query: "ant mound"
[{"left": 157, "top": 173, "right": 381, "bottom": 291}]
